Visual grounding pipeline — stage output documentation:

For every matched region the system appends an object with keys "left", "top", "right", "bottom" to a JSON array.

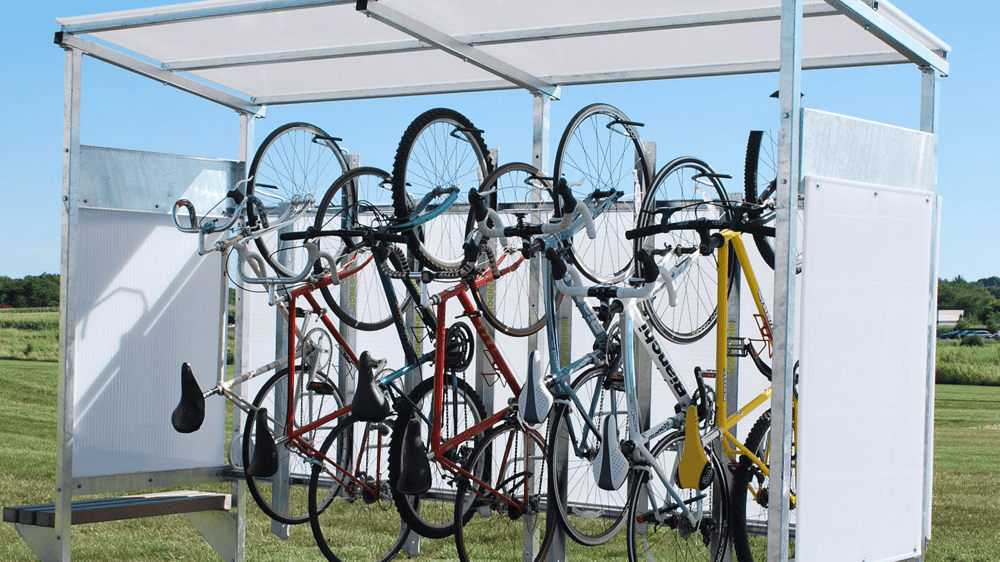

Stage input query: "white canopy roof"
[{"left": 56, "top": 0, "right": 949, "bottom": 113}]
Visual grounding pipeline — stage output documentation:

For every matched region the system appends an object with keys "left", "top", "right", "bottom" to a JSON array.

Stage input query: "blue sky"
[{"left": 1, "top": 1, "right": 995, "bottom": 281}]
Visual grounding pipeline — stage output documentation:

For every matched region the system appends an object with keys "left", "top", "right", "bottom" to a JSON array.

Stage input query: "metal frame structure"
[{"left": 47, "top": 1, "right": 949, "bottom": 561}]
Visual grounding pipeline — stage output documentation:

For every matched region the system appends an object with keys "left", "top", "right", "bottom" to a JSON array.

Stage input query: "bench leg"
[
  {"left": 186, "top": 510, "right": 240, "bottom": 562},
  {"left": 13, "top": 523, "right": 62, "bottom": 562}
]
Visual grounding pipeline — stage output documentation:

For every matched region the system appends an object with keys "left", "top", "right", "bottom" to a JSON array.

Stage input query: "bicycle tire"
[
  {"left": 243, "top": 367, "right": 345, "bottom": 525},
  {"left": 387, "top": 375, "right": 488, "bottom": 538},
  {"left": 390, "top": 108, "right": 492, "bottom": 272},
  {"left": 731, "top": 409, "right": 797, "bottom": 562},
  {"left": 634, "top": 156, "right": 734, "bottom": 344},
  {"left": 315, "top": 167, "right": 412, "bottom": 331},
  {"left": 625, "top": 430, "right": 731, "bottom": 562},
  {"left": 744, "top": 129, "right": 803, "bottom": 273},
  {"left": 246, "top": 122, "right": 349, "bottom": 277},
  {"left": 466, "top": 162, "right": 553, "bottom": 337},
  {"left": 454, "top": 422, "right": 553, "bottom": 562},
  {"left": 546, "top": 365, "right": 630, "bottom": 546},
  {"left": 552, "top": 103, "right": 650, "bottom": 283},
  {"left": 308, "top": 414, "right": 410, "bottom": 562}
]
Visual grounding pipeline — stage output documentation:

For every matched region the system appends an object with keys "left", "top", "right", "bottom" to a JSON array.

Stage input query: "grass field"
[{"left": 0, "top": 360, "right": 998, "bottom": 561}]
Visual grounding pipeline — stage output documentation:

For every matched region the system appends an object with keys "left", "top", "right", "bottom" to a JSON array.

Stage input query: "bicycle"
[
  {"left": 552, "top": 103, "right": 651, "bottom": 284},
  {"left": 628, "top": 203, "right": 799, "bottom": 562}
]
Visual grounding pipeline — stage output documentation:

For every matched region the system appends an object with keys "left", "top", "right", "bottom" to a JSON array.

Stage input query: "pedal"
[
  {"left": 604, "top": 371, "right": 625, "bottom": 391},
  {"left": 307, "top": 376, "right": 337, "bottom": 395},
  {"left": 727, "top": 337, "right": 748, "bottom": 358}
]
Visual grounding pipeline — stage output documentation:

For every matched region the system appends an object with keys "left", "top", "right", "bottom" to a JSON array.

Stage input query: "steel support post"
[
  {"left": 919, "top": 66, "right": 941, "bottom": 556},
  {"left": 341, "top": 154, "right": 361, "bottom": 405},
  {"left": 770, "top": 1, "right": 803, "bottom": 561},
  {"left": 475, "top": 148, "right": 501, "bottom": 416},
  {"left": 230, "top": 110, "right": 255, "bottom": 562},
  {"left": 55, "top": 45, "right": 84, "bottom": 562},
  {"left": 271, "top": 230, "right": 292, "bottom": 540},
  {"left": 526, "top": 92, "right": 564, "bottom": 562}
]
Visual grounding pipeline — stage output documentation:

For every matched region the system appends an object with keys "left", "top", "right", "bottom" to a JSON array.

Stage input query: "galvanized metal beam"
[
  {"left": 356, "top": 1, "right": 559, "bottom": 99},
  {"left": 824, "top": 0, "right": 949, "bottom": 74},
  {"left": 54, "top": 33, "right": 262, "bottom": 115},
  {"left": 57, "top": 0, "right": 352, "bottom": 34}
]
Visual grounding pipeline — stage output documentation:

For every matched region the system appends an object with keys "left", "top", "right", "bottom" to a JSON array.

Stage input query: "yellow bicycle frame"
[{"left": 712, "top": 230, "right": 797, "bottom": 486}]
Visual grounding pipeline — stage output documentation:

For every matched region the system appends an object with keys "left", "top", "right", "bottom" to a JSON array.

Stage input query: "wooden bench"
[
  {"left": 3, "top": 490, "right": 231, "bottom": 528},
  {"left": 5, "top": 491, "right": 235, "bottom": 561}
]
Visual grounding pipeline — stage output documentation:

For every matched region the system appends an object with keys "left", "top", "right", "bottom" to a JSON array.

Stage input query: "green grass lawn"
[{"left": 1, "top": 358, "right": 998, "bottom": 561}]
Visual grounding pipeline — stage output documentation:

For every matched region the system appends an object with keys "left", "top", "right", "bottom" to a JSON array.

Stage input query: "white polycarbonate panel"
[
  {"left": 89, "top": 3, "right": 396, "bottom": 63},
  {"left": 73, "top": 208, "right": 225, "bottom": 478},
  {"left": 193, "top": 49, "right": 496, "bottom": 100},
  {"left": 483, "top": 16, "right": 896, "bottom": 81},
  {"left": 797, "top": 177, "right": 933, "bottom": 562},
  {"left": 62, "top": 0, "right": 946, "bottom": 103}
]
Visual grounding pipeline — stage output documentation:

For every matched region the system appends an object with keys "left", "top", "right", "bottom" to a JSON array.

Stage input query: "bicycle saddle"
[
  {"left": 171, "top": 363, "right": 205, "bottom": 434},
  {"left": 351, "top": 351, "right": 391, "bottom": 422},
  {"left": 395, "top": 413, "right": 432, "bottom": 496}
]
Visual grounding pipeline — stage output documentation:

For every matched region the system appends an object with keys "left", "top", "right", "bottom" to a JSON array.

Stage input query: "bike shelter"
[{"left": 19, "top": 1, "right": 947, "bottom": 561}]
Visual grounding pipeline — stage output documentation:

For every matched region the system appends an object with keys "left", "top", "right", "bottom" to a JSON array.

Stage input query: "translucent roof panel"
[{"left": 56, "top": 0, "right": 949, "bottom": 107}]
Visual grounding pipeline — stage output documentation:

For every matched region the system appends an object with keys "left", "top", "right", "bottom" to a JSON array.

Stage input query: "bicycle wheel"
[
  {"left": 731, "top": 409, "right": 797, "bottom": 562},
  {"left": 388, "top": 375, "right": 488, "bottom": 538},
  {"left": 315, "top": 167, "right": 412, "bottom": 332},
  {"left": 744, "top": 129, "right": 803, "bottom": 273},
  {"left": 634, "top": 156, "right": 733, "bottom": 344},
  {"left": 309, "top": 414, "right": 409, "bottom": 562},
  {"left": 552, "top": 103, "right": 650, "bottom": 283},
  {"left": 625, "top": 431, "right": 730, "bottom": 562},
  {"left": 391, "top": 108, "right": 492, "bottom": 272},
  {"left": 246, "top": 122, "right": 349, "bottom": 277},
  {"left": 467, "top": 162, "right": 553, "bottom": 337},
  {"left": 546, "top": 365, "right": 630, "bottom": 545},
  {"left": 243, "top": 367, "right": 345, "bottom": 524},
  {"left": 454, "top": 422, "right": 553, "bottom": 562}
]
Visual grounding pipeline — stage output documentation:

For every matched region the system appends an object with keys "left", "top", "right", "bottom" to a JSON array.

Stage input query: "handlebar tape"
[
  {"left": 625, "top": 224, "right": 664, "bottom": 240},
  {"left": 469, "top": 189, "right": 489, "bottom": 222},
  {"left": 635, "top": 250, "right": 659, "bottom": 284},
  {"left": 545, "top": 248, "right": 567, "bottom": 281},
  {"left": 552, "top": 178, "right": 578, "bottom": 216}
]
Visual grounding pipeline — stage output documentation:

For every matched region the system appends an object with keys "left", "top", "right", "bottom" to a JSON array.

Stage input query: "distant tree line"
[
  {"left": 939, "top": 276, "right": 1000, "bottom": 332},
  {"left": 0, "top": 274, "right": 60, "bottom": 308}
]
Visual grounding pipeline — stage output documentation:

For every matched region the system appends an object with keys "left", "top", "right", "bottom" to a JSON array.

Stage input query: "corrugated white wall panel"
[{"left": 73, "top": 208, "right": 225, "bottom": 478}]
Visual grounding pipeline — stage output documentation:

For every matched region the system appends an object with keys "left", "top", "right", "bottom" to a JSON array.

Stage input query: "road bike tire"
[
  {"left": 308, "top": 414, "right": 410, "bottom": 562},
  {"left": 390, "top": 108, "right": 492, "bottom": 272},
  {"left": 387, "top": 375, "right": 488, "bottom": 539},
  {"left": 744, "top": 129, "right": 803, "bottom": 273},
  {"left": 552, "top": 103, "right": 650, "bottom": 284},
  {"left": 243, "top": 367, "right": 345, "bottom": 525},
  {"left": 246, "top": 122, "right": 349, "bottom": 277},
  {"left": 634, "top": 156, "right": 734, "bottom": 344},
  {"left": 625, "top": 430, "right": 731, "bottom": 562},
  {"left": 453, "top": 421, "right": 553, "bottom": 562},
  {"left": 546, "top": 365, "right": 630, "bottom": 546},
  {"left": 466, "top": 162, "right": 553, "bottom": 337},
  {"left": 315, "top": 167, "right": 412, "bottom": 332},
  {"left": 731, "top": 409, "right": 796, "bottom": 562}
]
